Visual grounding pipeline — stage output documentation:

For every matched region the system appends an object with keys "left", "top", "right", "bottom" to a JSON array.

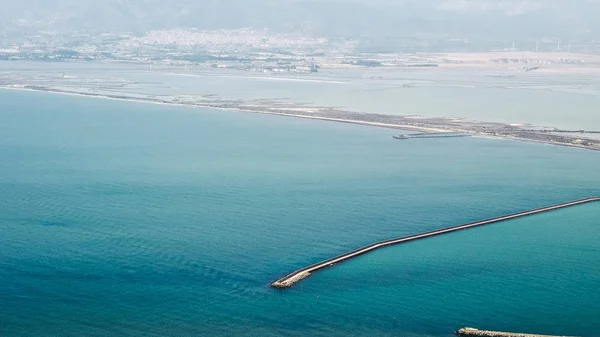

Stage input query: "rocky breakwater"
[
  {"left": 270, "top": 271, "right": 311, "bottom": 289},
  {"left": 455, "top": 327, "right": 576, "bottom": 337},
  {"left": 269, "top": 197, "right": 600, "bottom": 289}
]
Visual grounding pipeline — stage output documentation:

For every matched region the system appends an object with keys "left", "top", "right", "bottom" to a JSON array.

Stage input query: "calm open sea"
[{"left": 1, "top": 89, "right": 599, "bottom": 336}]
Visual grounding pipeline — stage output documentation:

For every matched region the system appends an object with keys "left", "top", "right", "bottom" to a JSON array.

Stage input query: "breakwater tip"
[
  {"left": 454, "top": 327, "right": 577, "bottom": 337},
  {"left": 270, "top": 271, "right": 311, "bottom": 289}
]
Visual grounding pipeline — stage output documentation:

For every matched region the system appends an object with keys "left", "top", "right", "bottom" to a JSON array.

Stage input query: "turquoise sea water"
[{"left": 1, "top": 89, "right": 599, "bottom": 336}]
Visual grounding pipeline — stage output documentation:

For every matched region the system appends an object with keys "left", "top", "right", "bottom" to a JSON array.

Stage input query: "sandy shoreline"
[
  {"left": 2, "top": 85, "right": 599, "bottom": 151},
  {"left": 0, "top": 86, "right": 448, "bottom": 133}
]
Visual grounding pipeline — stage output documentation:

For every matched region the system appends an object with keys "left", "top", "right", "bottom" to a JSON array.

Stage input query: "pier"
[
  {"left": 455, "top": 327, "right": 576, "bottom": 337},
  {"left": 270, "top": 197, "right": 600, "bottom": 288},
  {"left": 393, "top": 132, "right": 471, "bottom": 139}
]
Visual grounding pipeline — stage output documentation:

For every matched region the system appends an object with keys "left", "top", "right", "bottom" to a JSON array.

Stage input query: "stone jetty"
[{"left": 270, "top": 197, "right": 600, "bottom": 288}]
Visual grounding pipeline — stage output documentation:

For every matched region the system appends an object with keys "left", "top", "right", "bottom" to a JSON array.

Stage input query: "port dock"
[
  {"left": 393, "top": 132, "right": 471, "bottom": 139},
  {"left": 270, "top": 197, "right": 600, "bottom": 288}
]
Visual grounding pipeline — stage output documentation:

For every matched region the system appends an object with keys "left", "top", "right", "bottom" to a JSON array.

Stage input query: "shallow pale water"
[
  {"left": 3, "top": 61, "right": 600, "bottom": 129},
  {"left": 1, "top": 89, "right": 599, "bottom": 336}
]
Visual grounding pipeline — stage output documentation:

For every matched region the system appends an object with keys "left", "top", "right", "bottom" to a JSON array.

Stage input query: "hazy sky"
[{"left": 1, "top": 0, "right": 599, "bottom": 39}]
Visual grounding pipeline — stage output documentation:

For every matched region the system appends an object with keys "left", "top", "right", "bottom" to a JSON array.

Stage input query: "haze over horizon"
[{"left": 2, "top": 0, "right": 600, "bottom": 41}]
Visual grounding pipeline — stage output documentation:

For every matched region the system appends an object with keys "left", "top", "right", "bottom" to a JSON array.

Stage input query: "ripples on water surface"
[{"left": 0, "top": 89, "right": 599, "bottom": 336}]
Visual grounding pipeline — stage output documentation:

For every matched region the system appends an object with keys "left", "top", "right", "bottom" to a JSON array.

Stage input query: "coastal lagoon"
[
  {"left": 1, "top": 89, "right": 599, "bottom": 336},
  {"left": 2, "top": 61, "right": 600, "bottom": 130}
]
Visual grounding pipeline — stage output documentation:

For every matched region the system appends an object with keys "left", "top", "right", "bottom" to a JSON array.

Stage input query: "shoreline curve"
[{"left": 2, "top": 86, "right": 600, "bottom": 151}]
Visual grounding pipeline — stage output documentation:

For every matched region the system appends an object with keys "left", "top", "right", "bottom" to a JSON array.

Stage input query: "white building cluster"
[{"left": 126, "top": 29, "right": 328, "bottom": 50}]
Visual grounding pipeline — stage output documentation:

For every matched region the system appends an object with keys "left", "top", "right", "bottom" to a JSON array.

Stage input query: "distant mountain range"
[{"left": 1, "top": 0, "right": 599, "bottom": 41}]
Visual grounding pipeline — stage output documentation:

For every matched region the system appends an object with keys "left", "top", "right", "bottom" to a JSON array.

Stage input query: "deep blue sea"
[{"left": 1, "top": 89, "right": 599, "bottom": 337}]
